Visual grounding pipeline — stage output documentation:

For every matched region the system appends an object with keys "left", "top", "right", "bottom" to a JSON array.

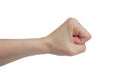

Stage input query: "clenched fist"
[
  {"left": 45, "top": 18, "right": 91, "bottom": 56},
  {"left": 0, "top": 17, "right": 91, "bottom": 66}
]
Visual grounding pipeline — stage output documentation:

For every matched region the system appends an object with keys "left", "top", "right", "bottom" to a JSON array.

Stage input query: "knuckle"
[
  {"left": 67, "top": 18, "right": 78, "bottom": 25},
  {"left": 64, "top": 47, "right": 76, "bottom": 56},
  {"left": 87, "top": 33, "right": 92, "bottom": 40},
  {"left": 64, "top": 45, "right": 87, "bottom": 56},
  {"left": 88, "top": 34, "right": 92, "bottom": 40},
  {"left": 80, "top": 45, "right": 86, "bottom": 53},
  {"left": 79, "top": 45, "right": 86, "bottom": 53},
  {"left": 65, "top": 49, "right": 75, "bottom": 56}
]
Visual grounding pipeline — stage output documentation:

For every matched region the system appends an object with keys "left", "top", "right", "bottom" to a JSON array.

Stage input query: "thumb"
[{"left": 69, "top": 18, "right": 91, "bottom": 44}]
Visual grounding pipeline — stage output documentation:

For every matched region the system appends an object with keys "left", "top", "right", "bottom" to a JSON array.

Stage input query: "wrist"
[{"left": 34, "top": 37, "right": 51, "bottom": 54}]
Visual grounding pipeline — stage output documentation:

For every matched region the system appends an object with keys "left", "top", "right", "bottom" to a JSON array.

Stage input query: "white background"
[{"left": 0, "top": 0, "right": 120, "bottom": 80}]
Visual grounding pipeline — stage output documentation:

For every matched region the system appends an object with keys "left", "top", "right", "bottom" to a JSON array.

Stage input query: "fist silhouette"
[{"left": 46, "top": 18, "right": 91, "bottom": 56}]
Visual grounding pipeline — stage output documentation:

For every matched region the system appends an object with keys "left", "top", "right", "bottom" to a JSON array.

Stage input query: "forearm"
[{"left": 0, "top": 37, "right": 49, "bottom": 66}]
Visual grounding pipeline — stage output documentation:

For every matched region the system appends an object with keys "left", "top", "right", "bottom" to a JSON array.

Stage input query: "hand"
[{"left": 46, "top": 18, "right": 91, "bottom": 56}]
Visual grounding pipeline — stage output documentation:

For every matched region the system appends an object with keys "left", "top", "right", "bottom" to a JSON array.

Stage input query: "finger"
[
  {"left": 78, "top": 24, "right": 91, "bottom": 42},
  {"left": 72, "top": 19, "right": 91, "bottom": 43}
]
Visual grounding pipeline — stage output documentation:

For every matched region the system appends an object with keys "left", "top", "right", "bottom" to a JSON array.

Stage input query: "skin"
[{"left": 0, "top": 18, "right": 91, "bottom": 66}]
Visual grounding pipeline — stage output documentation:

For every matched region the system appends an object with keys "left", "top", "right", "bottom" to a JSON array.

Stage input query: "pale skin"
[{"left": 0, "top": 18, "right": 91, "bottom": 66}]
